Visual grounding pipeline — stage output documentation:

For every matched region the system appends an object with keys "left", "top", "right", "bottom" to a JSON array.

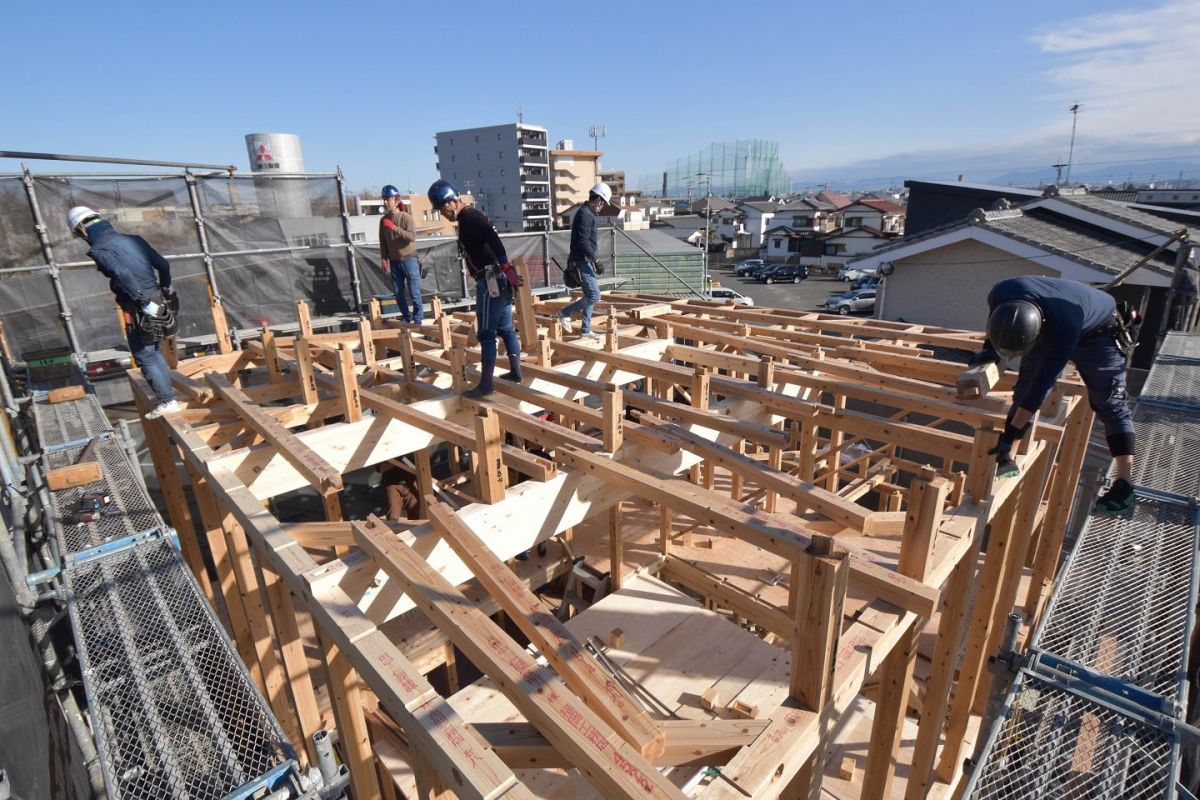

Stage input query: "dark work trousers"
[{"left": 1014, "top": 333, "right": 1134, "bottom": 440}]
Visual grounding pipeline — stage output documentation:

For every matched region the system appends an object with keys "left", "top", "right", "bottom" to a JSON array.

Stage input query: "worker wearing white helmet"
[
  {"left": 560, "top": 182, "right": 615, "bottom": 338},
  {"left": 68, "top": 206, "right": 180, "bottom": 419}
]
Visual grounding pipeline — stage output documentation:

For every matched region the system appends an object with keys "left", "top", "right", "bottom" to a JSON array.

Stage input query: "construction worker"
[
  {"left": 560, "top": 182, "right": 615, "bottom": 339},
  {"left": 427, "top": 179, "right": 524, "bottom": 398},
  {"left": 68, "top": 206, "right": 179, "bottom": 420},
  {"left": 379, "top": 185, "right": 422, "bottom": 324},
  {"left": 971, "top": 275, "right": 1138, "bottom": 514},
  {"left": 378, "top": 461, "right": 420, "bottom": 521}
]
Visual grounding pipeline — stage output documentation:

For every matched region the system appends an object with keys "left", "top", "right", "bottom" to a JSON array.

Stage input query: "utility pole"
[
  {"left": 588, "top": 123, "right": 607, "bottom": 153},
  {"left": 1064, "top": 103, "right": 1081, "bottom": 185},
  {"left": 698, "top": 172, "right": 712, "bottom": 288}
]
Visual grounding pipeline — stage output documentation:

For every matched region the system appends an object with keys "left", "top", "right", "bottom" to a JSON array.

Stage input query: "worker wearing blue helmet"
[
  {"left": 427, "top": 180, "right": 524, "bottom": 398},
  {"left": 379, "top": 185, "right": 422, "bottom": 324}
]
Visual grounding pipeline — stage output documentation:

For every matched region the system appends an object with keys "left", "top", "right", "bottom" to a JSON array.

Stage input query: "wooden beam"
[
  {"left": 207, "top": 374, "right": 343, "bottom": 495},
  {"left": 353, "top": 518, "right": 688, "bottom": 799},
  {"left": 427, "top": 504, "right": 663, "bottom": 758},
  {"left": 322, "top": 634, "right": 384, "bottom": 800}
]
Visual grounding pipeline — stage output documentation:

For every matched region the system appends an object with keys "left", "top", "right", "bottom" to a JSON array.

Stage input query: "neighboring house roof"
[
  {"left": 691, "top": 197, "right": 737, "bottom": 214},
  {"left": 613, "top": 229, "right": 701, "bottom": 256},
  {"left": 1088, "top": 189, "right": 1140, "bottom": 203},
  {"left": 817, "top": 190, "right": 853, "bottom": 209},
  {"left": 1025, "top": 192, "right": 1200, "bottom": 240},
  {"left": 849, "top": 198, "right": 907, "bottom": 215},
  {"left": 764, "top": 225, "right": 803, "bottom": 236},
  {"left": 740, "top": 201, "right": 781, "bottom": 213},
  {"left": 903, "top": 179, "right": 1043, "bottom": 198},
  {"left": 778, "top": 196, "right": 835, "bottom": 213},
  {"left": 845, "top": 199, "right": 1181, "bottom": 286},
  {"left": 827, "top": 226, "right": 895, "bottom": 240},
  {"left": 654, "top": 215, "right": 708, "bottom": 231}
]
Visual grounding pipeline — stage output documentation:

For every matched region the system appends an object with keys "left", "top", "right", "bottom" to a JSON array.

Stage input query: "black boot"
[
  {"left": 501, "top": 353, "right": 523, "bottom": 382},
  {"left": 465, "top": 357, "right": 495, "bottom": 398}
]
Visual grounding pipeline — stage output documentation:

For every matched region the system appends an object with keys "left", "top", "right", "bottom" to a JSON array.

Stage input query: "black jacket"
[
  {"left": 456, "top": 207, "right": 509, "bottom": 279},
  {"left": 569, "top": 202, "right": 598, "bottom": 264}
]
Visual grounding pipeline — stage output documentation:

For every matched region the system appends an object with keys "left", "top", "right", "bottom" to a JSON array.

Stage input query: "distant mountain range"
[{"left": 789, "top": 141, "right": 1200, "bottom": 193}]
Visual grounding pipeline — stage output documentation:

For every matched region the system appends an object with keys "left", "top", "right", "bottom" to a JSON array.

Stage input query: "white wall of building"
[{"left": 435, "top": 123, "right": 551, "bottom": 232}]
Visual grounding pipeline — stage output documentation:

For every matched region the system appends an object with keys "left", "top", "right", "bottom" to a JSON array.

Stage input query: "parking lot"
[{"left": 707, "top": 261, "right": 871, "bottom": 314}]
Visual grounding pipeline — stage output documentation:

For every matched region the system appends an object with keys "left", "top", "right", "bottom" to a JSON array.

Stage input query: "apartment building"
[
  {"left": 434, "top": 123, "right": 552, "bottom": 232},
  {"left": 549, "top": 139, "right": 603, "bottom": 228}
]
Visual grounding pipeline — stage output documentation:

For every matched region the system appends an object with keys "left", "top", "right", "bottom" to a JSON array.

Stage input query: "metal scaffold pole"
[
  {"left": 184, "top": 171, "right": 222, "bottom": 303},
  {"left": 20, "top": 167, "right": 84, "bottom": 360},
  {"left": 336, "top": 167, "right": 364, "bottom": 313}
]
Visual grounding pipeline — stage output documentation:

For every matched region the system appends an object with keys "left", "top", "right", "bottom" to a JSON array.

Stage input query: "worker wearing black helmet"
[
  {"left": 427, "top": 179, "right": 524, "bottom": 398},
  {"left": 971, "top": 275, "right": 1138, "bottom": 514}
]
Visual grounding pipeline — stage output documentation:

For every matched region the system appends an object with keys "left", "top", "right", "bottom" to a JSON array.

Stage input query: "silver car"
[{"left": 824, "top": 287, "right": 876, "bottom": 315}]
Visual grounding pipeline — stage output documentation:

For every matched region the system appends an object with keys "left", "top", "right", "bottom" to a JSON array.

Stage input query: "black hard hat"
[{"left": 987, "top": 299, "right": 1042, "bottom": 359}]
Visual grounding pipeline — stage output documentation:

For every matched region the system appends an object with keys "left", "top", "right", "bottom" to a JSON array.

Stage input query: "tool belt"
[
  {"left": 1082, "top": 310, "right": 1135, "bottom": 356},
  {"left": 125, "top": 293, "right": 179, "bottom": 344}
]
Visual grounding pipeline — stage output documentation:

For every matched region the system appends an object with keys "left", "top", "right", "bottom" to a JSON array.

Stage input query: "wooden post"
[
  {"left": 133, "top": 396, "right": 217, "bottom": 607},
  {"left": 904, "top": 542, "right": 980, "bottom": 800},
  {"left": 321, "top": 635, "right": 383, "bottom": 800},
  {"left": 789, "top": 535, "right": 848, "bottom": 799},
  {"left": 473, "top": 407, "right": 505, "bottom": 504},
  {"left": 431, "top": 295, "right": 443, "bottom": 319},
  {"left": 436, "top": 313, "right": 452, "bottom": 350},
  {"left": 730, "top": 439, "right": 745, "bottom": 500},
  {"left": 258, "top": 559, "right": 322, "bottom": 766},
  {"left": 336, "top": 343, "right": 362, "bottom": 422},
  {"left": 937, "top": 495, "right": 1020, "bottom": 781},
  {"left": 514, "top": 261, "right": 537, "bottom": 351},
  {"left": 534, "top": 334, "right": 551, "bottom": 368},
  {"left": 691, "top": 366, "right": 710, "bottom": 411},
  {"left": 261, "top": 327, "right": 282, "bottom": 383},
  {"left": 415, "top": 450, "right": 434, "bottom": 518},
  {"left": 211, "top": 299, "right": 233, "bottom": 354},
  {"left": 757, "top": 355, "right": 775, "bottom": 389},
  {"left": 659, "top": 504, "right": 672, "bottom": 555},
  {"left": 358, "top": 317, "right": 376, "bottom": 367},
  {"left": 294, "top": 337, "right": 318, "bottom": 405},
  {"left": 449, "top": 344, "right": 466, "bottom": 393},
  {"left": 967, "top": 422, "right": 997, "bottom": 504},
  {"left": 602, "top": 384, "right": 623, "bottom": 453},
  {"left": 369, "top": 297, "right": 382, "bottom": 325},
  {"left": 796, "top": 409, "right": 819, "bottom": 514},
  {"left": 296, "top": 300, "right": 313, "bottom": 337},
  {"left": 764, "top": 446, "right": 783, "bottom": 513},
  {"left": 826, "top": 393, "right": 846, "bottom": 491},
  {"left": 398, "top": 331, "right": 416, "bottom": 378},
  {"left": 609, "top": 502, "right": 624, "bottom": 591},
  {"left": 861, "top": 471, "right": 949, "bottom": 799},
  {"left": 163, "top": 336, "right": 179, "bottom": 369}
]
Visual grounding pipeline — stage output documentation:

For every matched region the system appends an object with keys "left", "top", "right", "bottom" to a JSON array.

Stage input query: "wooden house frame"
[{"left": 136, "top": 269, "right": 1091, "bottom": 799}]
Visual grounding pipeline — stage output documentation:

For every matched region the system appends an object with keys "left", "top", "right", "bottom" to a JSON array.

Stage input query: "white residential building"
[
  {"left": 840, "top": 198, "right": 907, "bottom": 234},
  {"left": 737, "top": 201, "right": 780, "bottom": 249},
  {"left": 434, "top": 123, "right": 552, "bottom": 232}
]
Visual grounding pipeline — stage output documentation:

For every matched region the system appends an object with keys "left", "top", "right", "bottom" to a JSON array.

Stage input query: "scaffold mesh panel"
[
  {"left": 1157, "top": 332, "right": 1200, "bottom": 361},
  {"left": 1033, "top": 498, "right": 1197, "bottom": 699},
  {"left": 45, "top": 436, "right": 162, "bottom": 555},
  {"left": 64, "top": 539, "right": 291, "bottom": 800},
  {"left": 1141, "top": 359, "right": 1200, "bottom": 409},
  {"left": 1131, "top": 404, "right": 1200, "bottom": 498},
  {"left": 970, "top": 672, "right": 1176, "bottom": 800},
  {"left": 31, "top": 392, "right": 111, "bottom": 447}
]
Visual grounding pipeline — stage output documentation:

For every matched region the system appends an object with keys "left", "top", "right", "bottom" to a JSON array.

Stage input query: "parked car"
[
  {"left": 851, "top": 274, "right": 881, "bottom": 290},
  {"left": 707, "top": 286, "right": 755, "bottom": 306},
  {"left": 837, "top": 265, "right": 873, "bottom": 282},
  {"left": 732, "top": 258, "right": 766, "bottom": 277},
  {"left": 824, "top": 287, "right": 876, "bottom": 315},
  {"left": 760, "top": 264, "right": 808, "bottom": 284}
]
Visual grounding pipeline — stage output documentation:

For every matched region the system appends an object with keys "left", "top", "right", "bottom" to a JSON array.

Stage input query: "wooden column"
[
  {"left": 514, "top": 261, "right": 537, "bottom": 351},
  {"left": 825, "top": 393, "right": 846, "bottom": 491},
  {"left": 321, "top": 635, "right": 383, "bottom": 800},
  {"left": 788, "top": 535, "right": 848, "bottom": 799},
  {"left": 336, "top": 343, "right": 362, "bottom": 422},
  {"left": 936, "top": 494, "right": 1020, "bottom": 781},
  {"left": 861, "top": 471, "right": 949, "bottom": 799},
  {"left": 134, "top": 398, "right": 217, "bottom": 608},
  {"left": 659, "top": 504, "right": 672, "bottom": 555},
  {"left": 211, "top": 300, "right": 233, "bottom": 354},
  {"left": 414, "top": 450, "right": 434, "bottom": 518},
  {"left": 609, "top": 502, "right": 624, "bottom": 591},
  {"left": 691, "top": 366, "right": 710, "bottom": 410},
  {"left": 602, "top": 385, "right": 623, "bottom": 453},
  {"left": 358, "top": 317, "right": 376, "bottom": 367},
  {"left": 296, "top": 300, "right": 313, "bottom": 337},
  {"left": 398, "top": 330, "right": 415, "bottom": 377},
  {"left": 261, "top": 327, "right": 282, "bottom": 383},
  {"left": 764, "top": 445, "right": 783, "bottom": 513},
  {"left": 473, "top": 407, "right": 505, "bottom": 504}
]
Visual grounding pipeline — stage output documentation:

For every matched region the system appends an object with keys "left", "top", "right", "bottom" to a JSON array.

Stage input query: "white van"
[{"left": 707, "top": 287, "right": 755, "bottom": 306}]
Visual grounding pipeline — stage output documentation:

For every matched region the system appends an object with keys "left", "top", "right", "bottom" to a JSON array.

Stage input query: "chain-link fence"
[{"left": 0, "top": 168, "right": 704, "bottom": 361}]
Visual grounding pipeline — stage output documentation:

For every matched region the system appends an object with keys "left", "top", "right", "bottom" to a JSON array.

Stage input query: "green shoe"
[
  {"left": 1094, "top": 479, "right": 1136, "bottom": 515},
  {"left": 996, "top": 457, "right": 1020, "bottom": 478}
]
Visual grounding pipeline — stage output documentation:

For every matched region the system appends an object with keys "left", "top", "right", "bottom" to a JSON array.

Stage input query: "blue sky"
[{"left": 2, "top": 1, "right": 1196, "bottom": 191}]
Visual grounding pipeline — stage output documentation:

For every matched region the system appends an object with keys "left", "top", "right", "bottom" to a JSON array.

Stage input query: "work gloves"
[
  {"left": 501, "top": 263, "right": 523, "bottom": 288},
  {"left": 968, "top": 346, "right": 1002, "bottom": 368},
  {"left": 382, "top": 218, "right": 396, "bottom": 231},
  {"left": 988, "top": 422, "right": 1028, "bottom": 478}
]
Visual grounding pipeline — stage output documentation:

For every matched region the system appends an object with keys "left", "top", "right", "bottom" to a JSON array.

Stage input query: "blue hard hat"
[
  {"left": 427, "top": 179, "right": 459, "bottom": 209},
  {"left": 381, "top": 184, "right": 401, "bottom": 199}
]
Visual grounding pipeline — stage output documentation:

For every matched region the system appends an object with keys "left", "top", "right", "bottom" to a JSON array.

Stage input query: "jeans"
[
  {"left": 562, "top": 260, "right": 600, "bottom": 333},
  {"left": 474, "top": 272, "right": 520, "bottom": 377},
  {"left": 389, "top": 256, "right": 423, "bottom": 323},
  {"left": 127, "top": 323, "right": 174, "bottom": 405}
]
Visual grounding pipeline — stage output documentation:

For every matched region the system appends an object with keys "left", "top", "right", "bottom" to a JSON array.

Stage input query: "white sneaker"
[
  {"left": 145, "top": 399, "right": 181, "bottom": 419},
  {"left": 560, "top": 314, "right": 574, "bottom": 333},
  {"left": 581, "top": 331, "right": 600, "bottom": 340}
]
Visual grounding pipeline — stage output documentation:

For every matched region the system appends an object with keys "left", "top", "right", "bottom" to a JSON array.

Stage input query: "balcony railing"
[{"left": 518, "top": 134, "right": 547, "bottom": 147}]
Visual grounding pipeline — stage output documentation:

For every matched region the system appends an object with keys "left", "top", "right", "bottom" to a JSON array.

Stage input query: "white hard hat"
[
  {"left": 67, "top": 206, "right": 101, "bottom": 232},
  {"left": 589, "top": 182, "right": 613, "bottom": 204}
]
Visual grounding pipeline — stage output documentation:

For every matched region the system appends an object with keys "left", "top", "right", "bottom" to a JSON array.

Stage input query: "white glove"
[{"left": 142, "top": 301, "right": 161, "bottom": 316}]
